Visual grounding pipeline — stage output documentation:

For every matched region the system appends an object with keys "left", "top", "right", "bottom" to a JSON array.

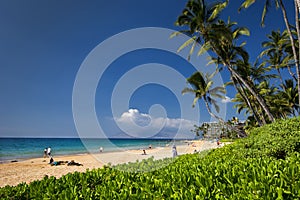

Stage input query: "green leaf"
[
  {"left": 239, "top": 0, "right": 256, "bottom": 12},
  {"left": 197, "top": 42, "right": 212, "bottom": 56},
  {"left": 170, "top": 31, "right": 183, "bottom": 39},
  {"left": 177, "top": 36, "right": 197, "bottom": 53},
  {"left": 208, "top": 0, "right": 228, "bottom": 22}
]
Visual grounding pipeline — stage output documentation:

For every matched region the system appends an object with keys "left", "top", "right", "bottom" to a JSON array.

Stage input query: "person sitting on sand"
[
  {"left": 49, "top": 157, "right": 68, "bottom": 166},
  {"left": 49, "top": 156, "right": 54, "bottom": 164},
  {"left": 67, "top": 160, "right": 83, "bottom": 166}
]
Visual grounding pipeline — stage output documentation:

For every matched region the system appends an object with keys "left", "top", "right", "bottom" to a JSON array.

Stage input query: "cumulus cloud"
[
  {"left": 117, "top": 109, "right": 151, "bottom": 127},
  {"left": 115, "top": 109, "right": 196, "bottom": 138},
  {"left": 221, "top": 96, "right": 232, "bottom": 103}
]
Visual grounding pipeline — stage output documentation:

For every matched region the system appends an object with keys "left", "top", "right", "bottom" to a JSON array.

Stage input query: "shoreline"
[
  {"left": 0, "top": 140, "right": 224, "bottom": 187},
  {"left": 0, "top": 139, "right": 187, "bottom": 164}
]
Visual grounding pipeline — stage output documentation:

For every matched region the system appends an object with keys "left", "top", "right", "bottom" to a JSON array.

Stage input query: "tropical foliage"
[
  {"left": 240, "top": 0, "right": 300, "bottom": 107},
  {"left": 173, "top": 0, "right": 299, "bottom": 130},
  {"left": 182, "top": 71, "right": 226, "bottom": 122},
  {"left": 1, "top": 117, "right": 299, "bottom": 199}
]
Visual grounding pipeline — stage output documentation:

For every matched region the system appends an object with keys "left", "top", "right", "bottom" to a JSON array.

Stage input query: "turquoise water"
[{"left": 0, "top": 138, "right": 178, "bottom": 162}]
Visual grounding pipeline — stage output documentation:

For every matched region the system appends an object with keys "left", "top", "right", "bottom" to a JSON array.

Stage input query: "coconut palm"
[
  {"left": 174, "top": 0, "right": 275, "bottom": 122},
  {"left": 240, "top": 0, "right": 300, "bottom": 115},
  {"left": 232, "top": 83, "right": 269, "bottom": 125},
  {"left": 182, "top": 71, "right": 226, "bottom": 122},
  {"left": 183, "top": 71, "right": 247, "bottom": 137},
  {"left": 231, "top": 59, "right": 280, "bottom": 124},
  {"left": 282, "top": 28, "right": 298, "bottom": 81},
  {"left": 260, "top": 30, "right": 290, "bottom": 85},
  {"left": 171, "top": 0, "right": 229, "bottom": 60},
  {"left": 278, "top": 79, "right": 300, "bottom": 116},
  {"left": 209, "top": 21, "right": 276, "bottom": 122}
]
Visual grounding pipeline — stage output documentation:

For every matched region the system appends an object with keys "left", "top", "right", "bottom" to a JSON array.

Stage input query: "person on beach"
[
  {"left": 142, "top": 149, "right": 147, "bottom": 155},
  {"left": 47, "top": 147, "right": 51, "bottom": 157},
  {"left": 49, "top": 156, "right": 54, "bottom": 164},
  {"left": 49, "top": 158, "right": 68, "bottom": 166},
  {"left": 99, "top": 147, "right": 103, "bottom": 152},
  {"left": 67, "top": 160, "right": 83, "bottom": 166},
  {"left": 217, "top": 138, "right": 220, "bottom": 146},
  {"left": 172, "top": 144, "right": 178, "bottom": 158},
  {"left": 148, "top": 144, "right": 152, "bottom": 149},
  {"left": 43, "top": 148, "right": 47, "bottom": 158}
]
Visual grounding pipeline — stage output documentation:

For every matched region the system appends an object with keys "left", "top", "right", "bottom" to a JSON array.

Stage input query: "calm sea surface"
[{"left": 0, "top": 138, "right": 182, "bottom": 162}]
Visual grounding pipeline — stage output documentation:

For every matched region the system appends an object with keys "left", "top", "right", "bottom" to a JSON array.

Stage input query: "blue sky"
[{"left": 0, "top": 0, "right": 294, "bottom": 138}]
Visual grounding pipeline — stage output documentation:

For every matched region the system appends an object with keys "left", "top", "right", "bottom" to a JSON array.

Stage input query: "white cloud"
[
  {"left": 117, "top": 109, "right": 151, "bottom": 127},
  {"left": 115, "top": 109, "right": 196, "bottom": 138},
  {"left": 221, "top": 96, "right": 232, "bottom": 103}
]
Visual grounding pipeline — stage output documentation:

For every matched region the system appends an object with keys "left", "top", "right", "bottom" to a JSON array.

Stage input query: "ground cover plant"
[{"left": 0, "top": 117, "right": 299, "bottom": 199}]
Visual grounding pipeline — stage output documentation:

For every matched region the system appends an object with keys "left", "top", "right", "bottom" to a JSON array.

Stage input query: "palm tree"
[
  {"left": 260, "top": 30, "right": 290, "bottom": 85},
  {"left": 240, "top": 0, "right": 300, "bottom": 116},
  {"left": 183, "top": 71, "right": 248, "bottom": 137},
  {"left": 282, "top": 28, "right": 298, "bottom": 81},
  {"left": 231, "top": 59, "right": 279, "bottom": 124},
  {"left": 174, "top": 0, "right": 275, "bottom": 122},
  {"left": 182, "top": 71, "right": 226, "bottom": 122},
  {"left": 171, "top": 0, "right": 228, "bottom": 60},
  {"left": 278, "top": 79, "right": 300, "bottom": 116},
  {"left": 232, "top": 80, "right": 264, "bottom": 126}
]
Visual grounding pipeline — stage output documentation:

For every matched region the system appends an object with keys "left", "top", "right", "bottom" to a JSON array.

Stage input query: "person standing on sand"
[
  {"left": 217, "top": 138, "right": 220, "bottom": 146},
  {"left": 142, "top": 149, "right": 147, "bottom": 155},
  {"left": 172, "top": 144, "right": 178, "bottom": 158},
  {"left": 43, "top": 148, "right": 47, "bottom": 158},
  {"left": 47, "top": 147, "right": 51, "bottom": 157}
]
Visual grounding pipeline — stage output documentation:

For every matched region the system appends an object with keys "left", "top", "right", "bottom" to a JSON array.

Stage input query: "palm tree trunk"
[
  {"left": 227, "top": 66, "right": 275, "bottom": 122},
  {"left": 286, "top": 65, "right": 298, "bottom": 81},
  {"left": 254, "top": 103, "right": 267, "bottom": 125},
  {"left": 277, "top": 68, "right": 285, "bottom": 87},
  {"left": 203, "top": 96, "right": 225, "bottom": 123},
  {"left": 207, "top": 43, "right": 275, "bottom": 122},
  {"left": 280, "top": 0, "right": 300, "bottom": 111},
  {"left": 233, "top": 77, "right": 264, "bottom": 126},
  {"left": 295, "top": 0, "right": 300, "bottom": 108},
  {"left": 296, "top": 0, "right": 300, "bottom": 14}
]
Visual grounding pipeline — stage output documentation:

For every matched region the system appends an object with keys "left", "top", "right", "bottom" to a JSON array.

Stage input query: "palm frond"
[
  {"left": 261, "top": 0, "right": 274, "bottom": 27},
  {"left": 182, "top": 87, "right": 196, "bottom": 95},
  {"left": 233, "top": 27, "right": 250, "bottom": 39},
  {"left": 209, "top": 98, "right": 220, "bottom": 113},
  {"left": 210, "top": 86, "right": 226, "bottom": 95},
  {"left": 177, "top": 36, "right": 197, "bottom": 53},
  {"left": 208, "top": 0, "right": 228, "bottom": 22},
  {"left": 192, "top": 96, "right": 200, "bottom": 108},
  {"left": 238, "top": 0, "right": 256, "bottom": 12},
  {"left": 169, "top": 30, "right": 191, "bottom": 39},
  {"left": 197, "top": 41, "right": 212, "bottom": 56}
]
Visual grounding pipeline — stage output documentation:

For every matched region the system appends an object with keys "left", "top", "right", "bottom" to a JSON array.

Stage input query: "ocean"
[{"left": 0, "top": 138, "right": 181, "bottom": 162}]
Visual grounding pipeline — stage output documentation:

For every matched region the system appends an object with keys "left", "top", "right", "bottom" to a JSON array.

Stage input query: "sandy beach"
[{"left": 0, "top": 140, "right": 223, "bottom": 187}]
